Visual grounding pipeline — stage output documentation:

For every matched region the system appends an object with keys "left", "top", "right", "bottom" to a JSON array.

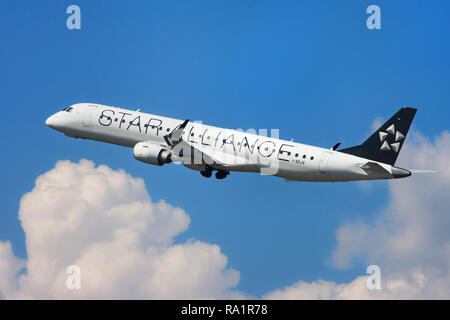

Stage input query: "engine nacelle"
[{"left": 133, "top": 142, "right": 172, "bottom": 166}]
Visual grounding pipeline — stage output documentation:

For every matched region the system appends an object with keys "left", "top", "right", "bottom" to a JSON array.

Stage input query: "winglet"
[
  {"left": 164, "top": 119, "right": 190, "bottom": 146},
  {"left": 331, "top": 142, "right": 341, "bottom": 151}
]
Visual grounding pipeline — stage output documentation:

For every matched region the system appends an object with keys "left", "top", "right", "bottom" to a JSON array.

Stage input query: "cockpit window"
[{"left": 65, "top": 107, "right": 73, "bottom": 112}]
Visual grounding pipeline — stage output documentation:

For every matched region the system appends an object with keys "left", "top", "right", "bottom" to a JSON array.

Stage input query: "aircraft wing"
[
  {"left": 163, "top": 120, "right": 227, "bottom": 166},
  {"left": 169, "top": 136, "right": 267, "bottom": 170},
  {"left": 177, "top": 139, "right": 264, "bottom": 169},
  {"left": 163, "top": 120, "right": 272, "bottom": 169}
]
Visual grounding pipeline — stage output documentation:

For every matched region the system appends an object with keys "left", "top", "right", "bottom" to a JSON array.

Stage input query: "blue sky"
[{"left": 0, "top": 0, "right": 449, "bottom": 296}]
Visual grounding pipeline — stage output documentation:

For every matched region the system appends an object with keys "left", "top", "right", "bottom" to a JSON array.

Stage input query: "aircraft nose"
[{"left": 45, "top": 114, "right": 57, "bottom": 129}]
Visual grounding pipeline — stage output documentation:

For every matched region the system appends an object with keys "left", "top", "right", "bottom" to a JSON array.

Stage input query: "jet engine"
[{"left": 133, "top": 142, "right": 172, "bottom": 166}]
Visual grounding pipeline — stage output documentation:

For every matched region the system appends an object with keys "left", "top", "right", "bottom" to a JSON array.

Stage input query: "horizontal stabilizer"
[{"left": 359, "top": 161, "right": 390, "bottom": 174}]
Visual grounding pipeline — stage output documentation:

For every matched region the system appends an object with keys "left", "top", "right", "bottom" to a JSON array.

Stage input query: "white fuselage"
[{"left": 46, "top": 103, "right": 408, "bottom": 182}]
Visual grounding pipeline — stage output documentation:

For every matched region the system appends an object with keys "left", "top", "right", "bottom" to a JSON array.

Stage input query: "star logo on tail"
[{"left": 379, "top": 124, "right": 405, "bottom": 153}]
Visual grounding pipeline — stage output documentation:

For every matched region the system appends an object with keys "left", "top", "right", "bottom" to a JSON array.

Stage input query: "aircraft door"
[
  {"left": 318, "top": 151, "right": 332, "bottom": 174},
  {"left": 82, "top": 108, "right": 93, "bottom": 128}
]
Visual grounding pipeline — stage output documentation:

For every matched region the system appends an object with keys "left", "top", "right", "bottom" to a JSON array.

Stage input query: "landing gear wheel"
[
  {"left": 215, "top": 170, "right": 229, "bottom": 180},
  {"left": 200, "top": 167, "right": 213, "bottom": 178}
]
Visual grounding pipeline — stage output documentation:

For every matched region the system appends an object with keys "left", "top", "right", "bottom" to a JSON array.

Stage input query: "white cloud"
[
  {"left": 264, "top": 131, "right": 450, "bottom": 299},
  {"left": 0, "top": 241, "right": 25, "bottom": 299},
  {"left": 0, "top": 159, "right": 240, "bottom": 299},
  {"left": 1, "top": 131, "right": 449, "bottom": 299},
  {"left": 263, "top": 272, "right": 433, "bottom": 300},
  {"left": 333, "top": 131, "right": 450, "bottom": 272},
  {"left": 371, "top": 117, "right": 384, "bottom": 132}
]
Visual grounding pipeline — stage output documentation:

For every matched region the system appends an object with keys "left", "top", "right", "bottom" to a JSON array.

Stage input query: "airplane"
[{"left": 45, "top": 104, "right": 434, "bottom": 182}]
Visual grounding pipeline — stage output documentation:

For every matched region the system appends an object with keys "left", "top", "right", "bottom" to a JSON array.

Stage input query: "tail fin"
[{"left": 339, "top": 107, "right": 417, "bottom": 165}]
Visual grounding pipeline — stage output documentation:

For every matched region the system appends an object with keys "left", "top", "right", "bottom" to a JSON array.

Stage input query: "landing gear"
[
  {"left": 200, "top": 166, "right": 213, "bottom": 178},
  {"left": 200, "top": 167, "right": 229, "bottom": 180},
  {"left": 215, "top": 170, "right": 229, "bottom": 180}
]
